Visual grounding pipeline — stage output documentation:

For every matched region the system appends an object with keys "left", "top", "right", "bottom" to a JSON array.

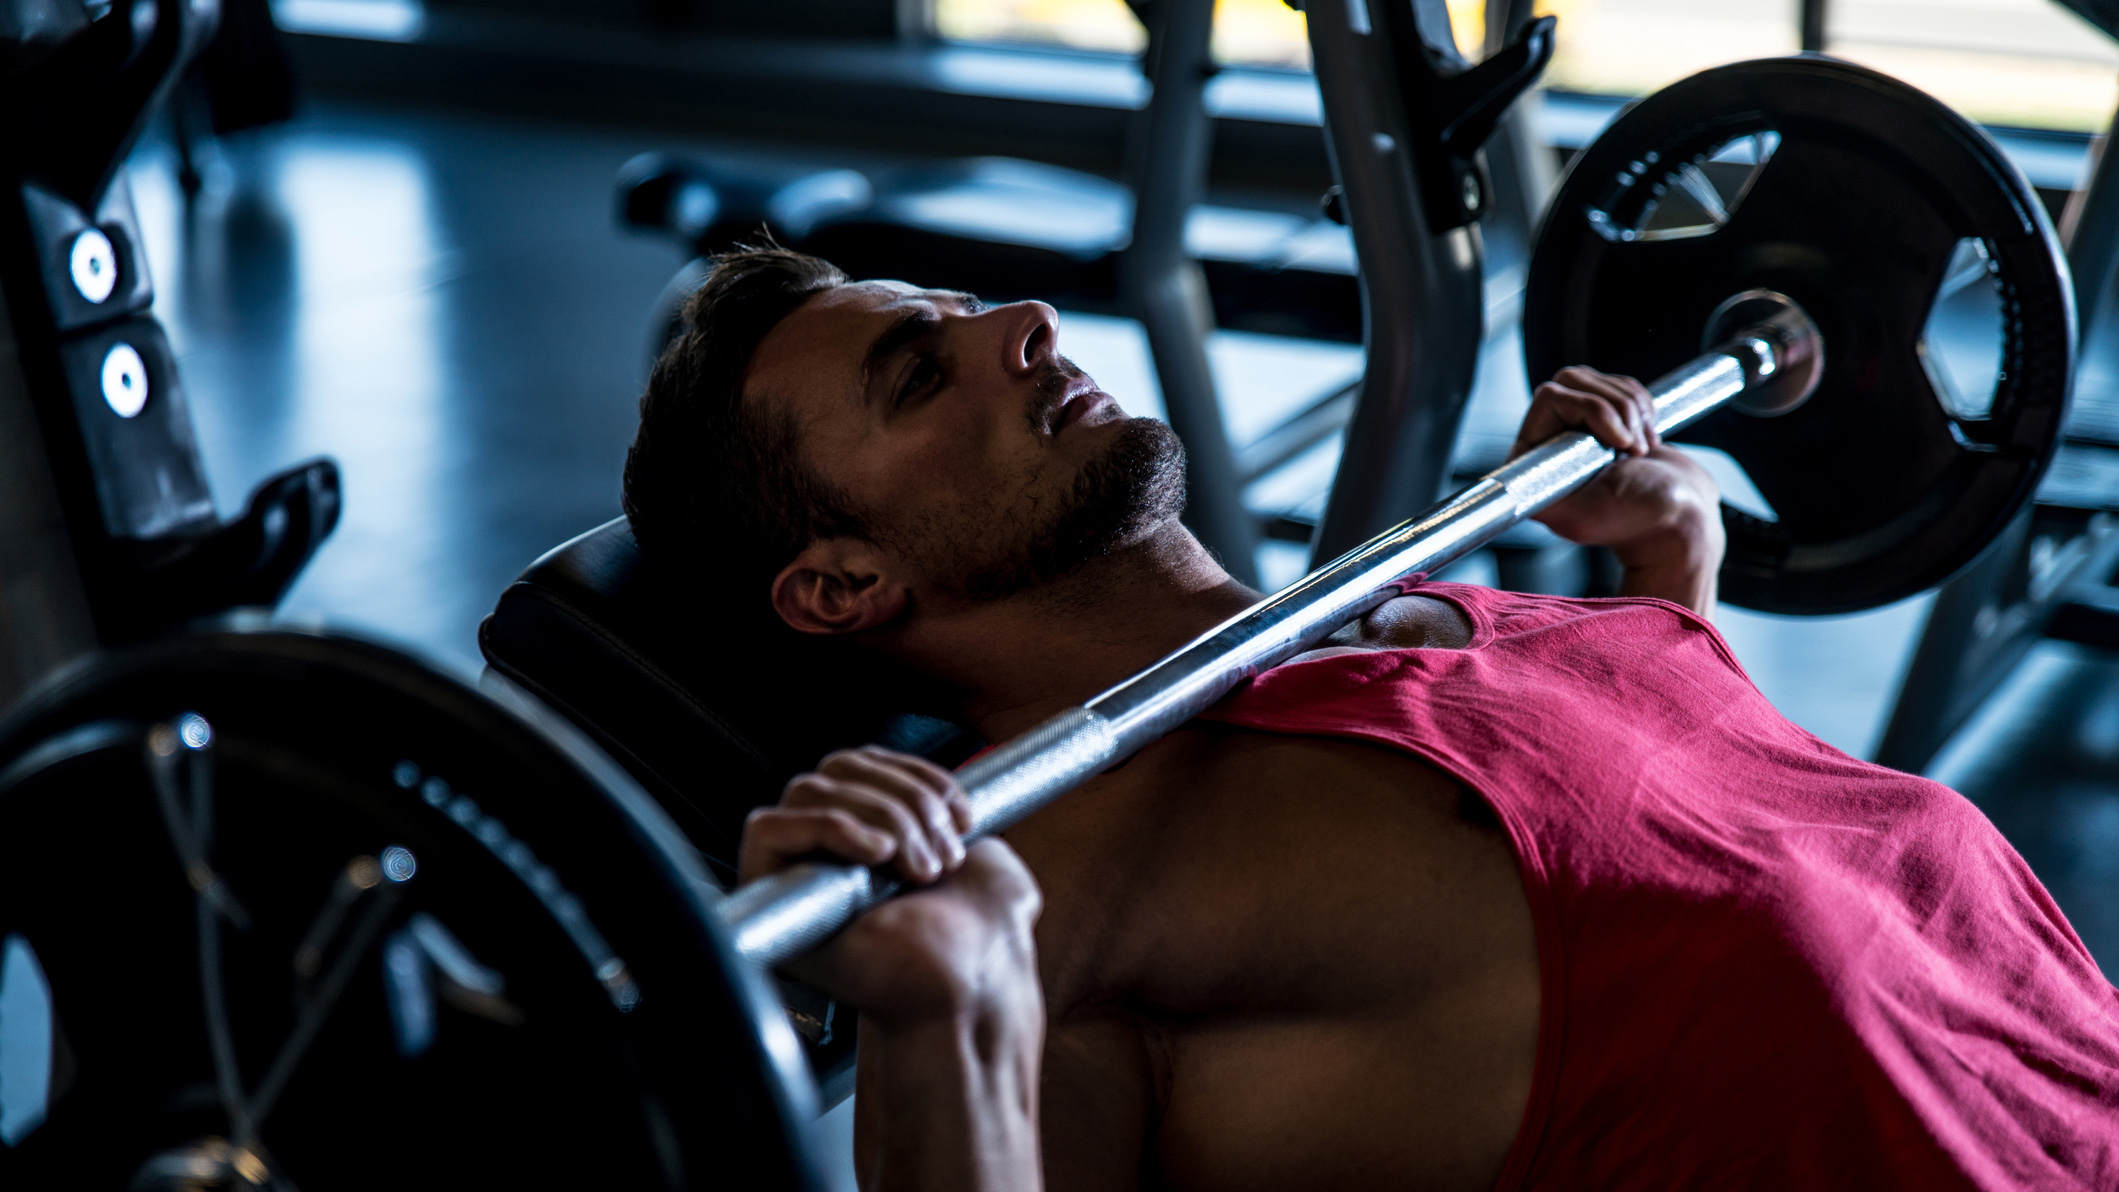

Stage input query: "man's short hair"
[{"left": 622, "top": 246, "right": 864, "bottom": 603}]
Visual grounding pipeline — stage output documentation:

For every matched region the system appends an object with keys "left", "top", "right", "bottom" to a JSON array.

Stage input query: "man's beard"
[
  {"left": 956, "top": 416, "right": 1187, "bottom": 602},
  {"left": 897, "top": 359, "right": 1188, "bottom": 604}
]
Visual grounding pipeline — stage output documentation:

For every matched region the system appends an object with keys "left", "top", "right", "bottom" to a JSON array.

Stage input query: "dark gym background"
[{"left": 134, "top": 0, "right": 2119, "bottom": 976}]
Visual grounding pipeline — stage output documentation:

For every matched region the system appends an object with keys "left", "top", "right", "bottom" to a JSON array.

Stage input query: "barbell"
[{"left": 0, "top": 55, "right": 2075, "bottom": 1190}]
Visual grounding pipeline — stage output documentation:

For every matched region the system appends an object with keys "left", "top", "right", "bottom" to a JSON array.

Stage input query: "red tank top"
[{"left": 1192, "top": 583, "right": 2119, "bottom": 1190}]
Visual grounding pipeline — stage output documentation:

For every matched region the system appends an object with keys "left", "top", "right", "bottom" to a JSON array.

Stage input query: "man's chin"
[
  {"left": 951, "top": 418, "right": 1187, "bottom": 603},
  {"left": 1096, "top": 417, "right": 1187, "bottom": 529}
]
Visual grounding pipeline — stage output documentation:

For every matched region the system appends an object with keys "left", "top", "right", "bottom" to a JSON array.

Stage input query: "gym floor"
[{"left": 133, "top": 97, "right": 2119, "bottom": 975}]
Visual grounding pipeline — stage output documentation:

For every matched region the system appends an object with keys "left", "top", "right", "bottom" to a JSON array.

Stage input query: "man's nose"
[{"left": 988, "top": 300, "right": 1059, "bottom": 377}]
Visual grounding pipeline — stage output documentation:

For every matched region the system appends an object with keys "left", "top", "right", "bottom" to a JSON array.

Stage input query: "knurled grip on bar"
[
  {"left": 960, "top": 707, "right": 1117, "bottom": 837},
  {"left": 718, "top": 318, "right": 1807, "bottom": 970}
]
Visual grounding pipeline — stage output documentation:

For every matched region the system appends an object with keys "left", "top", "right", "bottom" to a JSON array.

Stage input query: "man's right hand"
[{"left": 740, "top": 746, "right": 1046, "bottom": 1192}]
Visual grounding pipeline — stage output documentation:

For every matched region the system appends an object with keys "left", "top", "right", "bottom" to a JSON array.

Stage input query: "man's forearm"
[{"left": 854, "top": 1005, "right": 1044, "bottom": 1192}]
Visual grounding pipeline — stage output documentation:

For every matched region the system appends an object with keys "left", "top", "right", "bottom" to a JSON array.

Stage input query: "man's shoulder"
[{"left": 1292, "top": 593, "right": 1474, "bottom": 662}]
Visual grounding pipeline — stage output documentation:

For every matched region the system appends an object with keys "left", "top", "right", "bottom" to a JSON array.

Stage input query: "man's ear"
[{"left": 770, "top": 538, "right": 909, "bottom": 636}]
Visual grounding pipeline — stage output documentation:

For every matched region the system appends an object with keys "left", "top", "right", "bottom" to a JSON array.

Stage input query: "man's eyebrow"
[{"left": 860, "top": 308, "right": 942, "bottom": 398}]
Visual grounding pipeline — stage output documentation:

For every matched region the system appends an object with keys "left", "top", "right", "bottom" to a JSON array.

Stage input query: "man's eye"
[{"left": 898, "top": 355, "right": 942, "bottom": 405}]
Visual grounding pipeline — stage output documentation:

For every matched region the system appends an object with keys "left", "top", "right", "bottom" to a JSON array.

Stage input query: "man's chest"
[
  {"left": 1002, "top": 725, "right": 1542, "bottom": 1191},
  {"left": 1003, "top": 725, "right": 1526, "bottom": 1023}
]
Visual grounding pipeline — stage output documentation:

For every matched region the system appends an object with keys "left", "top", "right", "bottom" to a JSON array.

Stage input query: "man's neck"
[{"left": 887, "top": 523, "right": 1259, "bottom": 741}]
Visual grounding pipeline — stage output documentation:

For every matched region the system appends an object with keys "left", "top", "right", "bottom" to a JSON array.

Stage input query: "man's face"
[{"left": 745, "top": 281, "right": 1185, "bottom": 603}]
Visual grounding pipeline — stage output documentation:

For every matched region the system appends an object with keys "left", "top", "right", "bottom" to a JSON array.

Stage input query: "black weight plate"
[
  {"left": 0, "top": 625, "right": 825, "bottom": 1190},
  {"left": 1525, "top": 56, "right": 2073, "bottom": 614}
]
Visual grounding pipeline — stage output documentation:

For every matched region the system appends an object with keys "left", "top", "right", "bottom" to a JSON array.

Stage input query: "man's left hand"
[{"left": 1514, "top": 366, "right": 1725, "bottom": 617}]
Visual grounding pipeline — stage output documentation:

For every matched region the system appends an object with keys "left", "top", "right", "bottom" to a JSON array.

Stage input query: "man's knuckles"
[
  {"left": 738, "top": 806, "right": 898, "bottom": 882},
  {"left": 1551, "top": 365, "right": 1607, "bottom": 388},
  {"left": 791, "top": 753, "right": 963, "bottom": 834}
]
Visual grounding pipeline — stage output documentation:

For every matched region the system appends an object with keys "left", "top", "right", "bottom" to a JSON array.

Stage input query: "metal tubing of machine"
[{"left": 722, "top": 345, "right": 1759, "bottom": 969}]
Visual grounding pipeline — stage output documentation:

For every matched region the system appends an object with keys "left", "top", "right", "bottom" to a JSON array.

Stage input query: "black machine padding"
[{"left": 480, "top": 518, "right": 972, "bottom": 881}]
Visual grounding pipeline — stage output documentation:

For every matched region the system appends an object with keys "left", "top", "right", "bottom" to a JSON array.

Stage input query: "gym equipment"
[
  {"left": 1305, "top": 0, "right": 1556, "bottom": 559},
  {"left": 0, "top": 0, "right": 341, "bottom": 709},
  {"left": 0, "top": 5, "right": 2079, "bottom": 1181},
  {"left": 1875, "top": 504, "right": 2119, "bottom": 774},
  {"left": 0, "top": 625, "right": 828, "bottom": 1189},
  {"left": 0, "top": 7, "right": 838, "bottom": 1179},
  {"left": 1874, "top": 3, "right": 2119, "bottom": 773},
  {"left": 1524, "top": 57, "right": 2074, "bottom": 614},
  {"left": 1121, "top": 0, "right": 1262, "bottom": 582},
  {"left": 720, "top": 293, "right": 1828, "bottom": 964}
]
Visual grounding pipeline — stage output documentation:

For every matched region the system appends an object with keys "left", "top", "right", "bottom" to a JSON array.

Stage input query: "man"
[{"left": 625, "top": 247, "right": 2119, "bottom": 1190}]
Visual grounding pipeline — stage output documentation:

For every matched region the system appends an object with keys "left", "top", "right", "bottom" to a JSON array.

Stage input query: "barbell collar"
[{"left": 721, "top": 308, "right": 1815, "bottom": 970}]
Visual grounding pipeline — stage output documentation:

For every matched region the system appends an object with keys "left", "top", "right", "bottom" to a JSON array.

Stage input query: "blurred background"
[{"left": 128, "top": 0, "right": 2119, "bottom": 966}]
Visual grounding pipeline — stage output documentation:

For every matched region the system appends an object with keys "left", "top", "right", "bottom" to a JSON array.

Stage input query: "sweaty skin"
[{"left": 734, "top": 282, "right": 1723, "bottom": 1190}]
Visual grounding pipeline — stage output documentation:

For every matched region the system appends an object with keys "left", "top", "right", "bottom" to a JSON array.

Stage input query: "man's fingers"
[
  {"left": 738, "top": 807, "right": 896, "bottom": 885},
  {"left": 1530, "top": 385, "right": 1640, "bottom": 455},
  {"left": 1626, "top": 375, "right": 1661, "bottom": 451},
  {"left": 1523, "top": 369, "right": 1660, "bottom": 459},
  {"left": 1570, "top": 368, "right": 1660, "bottom": 452},
  {"left": 1589, "top": 371, "right": 1659, "bottom": 452},
  {"left": 741, "top": 744, "right": 978, "bottom": 894},
  {"left": 882, "top": 748, "right": 976, "bottom": 834},
  {"left": 785, "top": 773, "right": 947, "bottom": 882},
  {"left": 817, "top": 748, "right": 969, "bottom": 869},
  {"left": 887, "top": 751, "right": 977, "bottom": 834}
]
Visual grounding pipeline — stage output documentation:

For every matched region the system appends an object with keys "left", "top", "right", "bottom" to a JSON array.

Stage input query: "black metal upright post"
[
  {"left": 1308, "top": 0, "right": 1550, "bottom": 559},
  {"left": 1121, "top": 0, "right": 1260, "bottom": 585},
  {"left": 0, "top": 285, "right": 99, "bottom": 708},
  {"left": 2067, "top": 123, "right": 2119, "bottom": 344},
  {"left": 1800, "top": 0, "right": 1828, "bottom": 53},
  {"left": 1480, "top": 0, "right": 1556, "bottom": 296}
]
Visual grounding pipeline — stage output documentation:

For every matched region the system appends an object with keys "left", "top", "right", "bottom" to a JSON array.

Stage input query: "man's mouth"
[
  {"left": 1030, "top": 358, "right": 1116, "bottom": 435},
  {"left": 1054, "top": 386, "right": 1113, "bottom": 432}
]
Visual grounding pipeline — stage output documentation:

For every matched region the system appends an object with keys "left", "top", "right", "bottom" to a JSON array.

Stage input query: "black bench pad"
[{"left": 479, "top": 518, "right": 970, "bottom": 882}]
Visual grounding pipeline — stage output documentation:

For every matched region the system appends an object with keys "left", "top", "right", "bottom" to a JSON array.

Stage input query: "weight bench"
[{"left": 478, "top": 517, "right": 978, "bottom": 887}]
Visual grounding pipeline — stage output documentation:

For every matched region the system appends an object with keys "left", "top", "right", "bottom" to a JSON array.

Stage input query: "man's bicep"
[{"left": 1041, "top": 1012, "right": 1159, "bottom": 1192}]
